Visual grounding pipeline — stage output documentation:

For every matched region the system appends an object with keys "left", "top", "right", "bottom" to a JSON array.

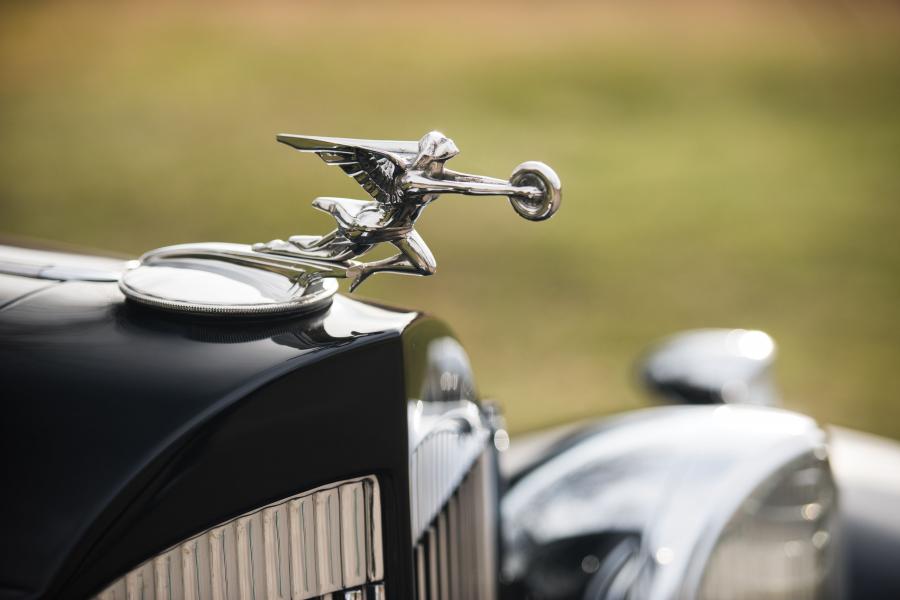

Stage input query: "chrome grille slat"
[
  {"left": 314, "top": 488, "right": 342, "bottom": 594},
  {"left": 447, "top": 495, "right": 459, "bottom": 600},
  {"left": 415, "top": 545, "right": 427, "bottom": 600},
  {"left": 289, "top": 495, "right": 317, "bottom": 598},
  {"left": 96, "top": 476, "right": 384, "bottom": 600},
  {"left": 462, "top": 470, "right": 476, "bottom": 600},
  {"left": 340, "top": 483, "right": 367, "bottom": 588},
  {"left": 364, "top": 481, "right": 384, "bottom": 582},
  {"left": 208, "top": 527, "right": 229, "bottom": 600},
  {"left": 262, "top": 505, "right": 290, "bottom": 600},
  {"left": 426, "top": 526, "right": 439, "bottom": 600},
  {"left": 436, "top": 512, "right": 449, "bottom": 600}
]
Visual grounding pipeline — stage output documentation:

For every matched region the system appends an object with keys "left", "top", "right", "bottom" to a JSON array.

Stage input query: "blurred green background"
[{"left": 2, "top": 1, "right": 899, "bottom": 437}]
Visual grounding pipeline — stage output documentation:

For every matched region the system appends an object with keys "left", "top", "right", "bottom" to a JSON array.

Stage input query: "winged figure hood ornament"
[{"left": 120, "top": 131, "right": 561, "bottom": 316}]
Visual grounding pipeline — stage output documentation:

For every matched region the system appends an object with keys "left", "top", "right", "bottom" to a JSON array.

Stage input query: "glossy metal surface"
[
  {"left": 640, "top": 328, "right": 780, "bottom": 406},
  {"left": 253, "top": 131, "right": 561, "bottom": 290},
  {"left": 401, "top": 321, "right": 498, "bottom": 600},
  {"left": 0, "top": 272, "right": 57, "bottom": 309},
  {"left": 408, "top": 401, "right": 489, "bottom": 544},
  {"left": 407, "top": 331, "right": 490, "bottom": 543},
  {"left": 119, "top": 243, "right": 338, "bottom": 316},
  {"left": 0, "top": 243, "right": 128, "bottom": 282},
  {"left": 95, "top": 476, "right": 384, "bottom": 600},
  {"left": 120, "top": 132, "right": 561, "bottom": 314},
  {"left": 403, "top": 330, "right": 489, "bottom": 543},
  {"left": 501, "top": 405, "right": 831, "bottom": 599}
]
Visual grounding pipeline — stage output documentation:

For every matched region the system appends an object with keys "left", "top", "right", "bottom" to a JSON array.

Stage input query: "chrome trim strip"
[{"left": 96, "top": 476, "right": 384, "bottom": 600}]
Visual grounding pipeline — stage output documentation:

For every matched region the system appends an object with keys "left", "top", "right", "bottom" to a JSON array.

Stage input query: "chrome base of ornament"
[{"left": 119, "top": 243, "right": 339, "bottom": 317}]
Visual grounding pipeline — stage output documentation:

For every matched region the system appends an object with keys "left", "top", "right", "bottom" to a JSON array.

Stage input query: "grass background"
[{"left": 2, "top": 1, "right": 899, "bottom": 437}]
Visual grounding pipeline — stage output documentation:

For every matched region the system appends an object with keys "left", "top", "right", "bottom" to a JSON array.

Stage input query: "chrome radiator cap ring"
[{"left": 119, "top": 242, "right": 338, "bottom": 317}]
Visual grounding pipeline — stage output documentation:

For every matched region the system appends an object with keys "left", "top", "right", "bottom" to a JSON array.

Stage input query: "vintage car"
[{"left": 1, "top": 132, "right": 898, "bottom": 600}]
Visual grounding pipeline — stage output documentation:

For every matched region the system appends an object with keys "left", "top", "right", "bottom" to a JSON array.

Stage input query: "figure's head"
[{"left": 416, "top": 131, "right": 459, "bottom": 164}]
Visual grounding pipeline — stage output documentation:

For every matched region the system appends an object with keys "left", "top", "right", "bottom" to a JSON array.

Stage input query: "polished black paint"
[
  {"left": 0, "top": 273, "right": 56, "bottom": 310},
  {"left": 0, "top": 273, "right": 456, "bottom": 599}
]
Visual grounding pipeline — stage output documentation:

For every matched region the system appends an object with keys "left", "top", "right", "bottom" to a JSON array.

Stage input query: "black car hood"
[{"left": 0, "top": 275, "right": 418, "bottom": 598}]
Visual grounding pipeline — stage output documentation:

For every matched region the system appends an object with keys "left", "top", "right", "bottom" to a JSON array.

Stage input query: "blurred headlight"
[
  {"left": 500, "top": 405, "right": 840, "bottom": 600},
  {"left": 698, "top": 451, "right": 838, "bottom": 599}
]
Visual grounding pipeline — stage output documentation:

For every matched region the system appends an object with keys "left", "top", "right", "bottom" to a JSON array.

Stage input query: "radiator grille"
[
  {"left": 413, "top": 451, "right": 497, "bottom": 600},
  {"left": 95, "top": 476, "right": 384, "bottom": 600}
]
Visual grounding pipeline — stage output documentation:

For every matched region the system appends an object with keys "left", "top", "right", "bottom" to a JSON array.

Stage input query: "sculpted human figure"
[
  {"left": 253, "top": 130, "right": 561, "bottom": 290},
  {"left": 119, "top": 131, "right": 560, "bottom": 316}
]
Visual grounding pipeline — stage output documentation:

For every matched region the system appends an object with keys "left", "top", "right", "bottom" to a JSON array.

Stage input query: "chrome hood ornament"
[{"left": 120, "top": 131, "right": 561, "bottom": 316}]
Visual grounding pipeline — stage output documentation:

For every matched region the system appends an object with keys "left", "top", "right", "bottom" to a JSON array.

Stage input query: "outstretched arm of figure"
[{"left": 399, "top": 171, "right": 543, "bottom": 200}]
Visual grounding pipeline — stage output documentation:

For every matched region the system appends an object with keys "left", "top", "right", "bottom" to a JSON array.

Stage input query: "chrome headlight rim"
[{"left": 681, "top": 441, "right": 836, "bottom": 599}]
